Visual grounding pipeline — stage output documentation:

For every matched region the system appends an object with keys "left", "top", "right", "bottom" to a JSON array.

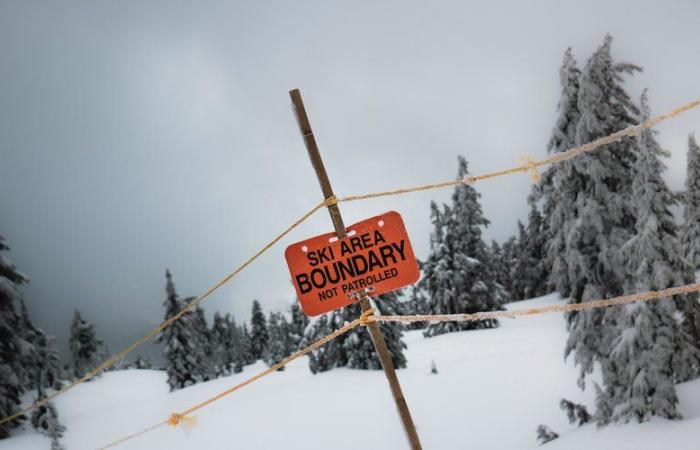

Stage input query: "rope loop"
[
  {"left": 520, "top": 155, "right": 541, "bottom": 182},
  {"left": 167, "top": 413, "right": 195, "bottom": 428},
  {"left": 323, "top": 195, "right": 338, "bottom": 207},
  {"left": 359, "top": 308, "right": 376, "bottom": 326}
]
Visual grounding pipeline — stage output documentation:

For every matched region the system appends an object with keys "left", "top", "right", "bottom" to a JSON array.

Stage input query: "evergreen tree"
[
  {"left": 158, "top": 270, "right": 207, "bottom": 390},
  {"left": 239, "top": 323, "right": 255, "bottom": 365},
  {"left": 211, "top": 312, "right": 231, "bottom": 376},
  {"left": 681, "top": 133, "right": 700, "bottom": 270},
  {"left": 597, "top": 92, "right": 700, "bottom": 424},
  {"left": 420, "top": 157, "right": 502, "bottom": 337},
  {"left": 489, "top": 240, "right": 512, "bottom": 302},
  {"left": 563, "top": 34, "right": 641, "bottom": 390},
  {"left": 30, "top": 399, "right": 65, "bottom": 450},
  {"left": 288, "top": 303, "right": 309, "bottom": 350},
  {"left": 301, "top": 314, "right": 340, "bottom": 374},
  {"left": 263, "top": 312, "right": 294, "bottom": 370},
  {"left": 406, "top": 285, "right": 429, "bottom": 330},
  {"left": 512, "top": 205, "right": 550, "bottom": 300},
  {"left": 302, "top": 293, "right": 407, "bottom": 373},
  {"left": 191, "top": 305, "right": 216, "bottom": 381},
  {"left": 249, "top": 300, "right": 269, "bottom": 360},
  {"left": 510, "top": 221, "right": 529, "bottom": 300},
  {"left": 126, "top": 355, "right": 153, "bottom": 370},
  {"left": 0, "top": 234, "right": 33, "bottom": 438},
  {"left": 531, "top": 47, "right": 582, "bottom": 298},
  {"left": 69, "top": 309, "right": 104, "bottom": 380}
]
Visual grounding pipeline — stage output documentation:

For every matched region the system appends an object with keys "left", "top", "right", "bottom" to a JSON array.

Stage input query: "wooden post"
[{"left": 289, "top": 89, "right": 422, "bottom": 450}]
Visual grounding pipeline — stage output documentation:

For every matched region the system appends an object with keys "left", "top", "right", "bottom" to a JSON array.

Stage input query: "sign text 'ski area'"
[{"left": 285, "top": 211, "right": 420, "bottom": 316}]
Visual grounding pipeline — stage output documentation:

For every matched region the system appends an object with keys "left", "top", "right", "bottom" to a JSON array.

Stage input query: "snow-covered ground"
[{"left": 3, "top": 294, "right": 699, "bottom": 449}]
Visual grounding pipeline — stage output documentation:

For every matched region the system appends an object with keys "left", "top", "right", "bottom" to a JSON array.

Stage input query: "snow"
[{"left": 3, "top": 294, "right": 700, "bottom": 449}]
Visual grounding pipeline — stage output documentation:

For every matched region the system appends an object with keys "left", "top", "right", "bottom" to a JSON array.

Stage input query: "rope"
[
  {"left": 0, "top": 200, "right": 328, "bottom": 429},
  {"left": 339, "top": 99, "right": 700, "bottom": 200},
  {"left": 98, "top": 281, "right": 700, "bottom": 449},
  {"left": 6, "top": 97, "right": 699, "bottom": 432},
  {"left": 372, "top": 283, "right": 700, "bottom": 324},
  {"left": 98, "top": 310, "right": 375, "bottom": 449}
]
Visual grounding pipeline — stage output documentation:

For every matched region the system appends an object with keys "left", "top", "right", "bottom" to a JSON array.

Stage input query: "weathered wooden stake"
[{"left": 289, "top": 89, "right": 422, "bottom": 450}]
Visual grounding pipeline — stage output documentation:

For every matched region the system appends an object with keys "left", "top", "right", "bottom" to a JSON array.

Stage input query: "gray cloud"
[{"left": 1, "top": 0, "right": 698, "bottom": 359}]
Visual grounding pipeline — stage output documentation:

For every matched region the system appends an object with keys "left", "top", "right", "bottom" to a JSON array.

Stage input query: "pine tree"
[
  {"left": 301, "top": 314, "right": 340, "bottom": 374},
  {"left": 211, "top": 312, "right": 231, "bottom": 376},
  {"left": 288, "top": 303, "right": 309, "bottom": 350},
  {"left": 191, "top": 305, "right": 216, "bottom": 381},
  {"left": 30, "top": 399, "right": 65, "bottom": 450},
  {"left": 420, "top": 157, "right": 502, "bottom": 337},
  {"left": 489, "top": 240, "right": 512, "bottom": 302},
  {"left": 563, "top": 34, "right": 641, "bottom": 390},
  {"left": 302, "top": 292, "right": 407, "bottom": 373},
  {"left": 510, "top": 221, "right": 529, "bottom": 300},
  {"left": 531, "top": 47, "right": 582, "bottom": 298},
  {"left": 536, "top": 425, "right": 559, "bottom": 445},
  {"left": 0, "top": 234, "right": 34, "bottom": 438},
  {"left": 69, "top": 309, "right": 105, "bottom": 381},
  {"left": 249, "top": 300, "right": 269, "bottom": 360},
  {"left": 597, "top": 92, "right": 700, "bottom": 424},
  {"left": 512, "top": 205, "right": 550, "bottom": 300},
  {"left": 158, "top": 270, "right": 207, "bottom": 390},
  {"left": 263, "top": 312, "right": 294, "bottom": 370},
  {"left": 126, "top": 355, "right": 153, "bottom": 370},
  {"left": 239, "top": 323, "right": 255, "bottom": 365},
  {"left": 681, "top": 134, "right": 700, "bottom": 270}
]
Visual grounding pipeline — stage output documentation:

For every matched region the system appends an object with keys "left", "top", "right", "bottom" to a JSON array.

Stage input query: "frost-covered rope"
[
  {"left": 2, "top": 98, "right": 697, "bottom": 432},
  {"left": 97, "top": 308, "right": 377, "bottom": 449},
  {"left": 100, "top": 283, "right": 700, "bottom": 448},
  {"left": 372, "top": 282, "right": 700, "bottom": 324},
  {"left": 0, "top": 200, "right": 330, "bottom": 429},
  {"left": 338, "top": 99, "right": 700, "bottom": 201}
]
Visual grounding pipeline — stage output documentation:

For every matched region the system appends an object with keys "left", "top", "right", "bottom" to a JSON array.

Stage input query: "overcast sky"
[{"left": 1, "top": 0, "right": 699, "bottom": 359}]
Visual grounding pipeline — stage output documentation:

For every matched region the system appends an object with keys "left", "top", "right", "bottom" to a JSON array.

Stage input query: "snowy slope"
[{"left": 2, "top": 294, "right": 699, "bottom": 449}]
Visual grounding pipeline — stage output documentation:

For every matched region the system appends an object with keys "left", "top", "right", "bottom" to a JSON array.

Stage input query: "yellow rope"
[
  {"left": 371, "top": 283, "right": 700, "bottom": 324},
  {"left": 339, "top": 99, "right": 700, "bottom": 200},
  {"left": 0, "top": 200, "right": 327, "bottom": 429},
  {"left": 98, "top": 310, "right": 374, "bottom": 449},
  {"left": 7, "top": 97, "right": 699, "bottom": 433},
  {"left": 99, "top": 283, "right": 699, "bottom": 448}
]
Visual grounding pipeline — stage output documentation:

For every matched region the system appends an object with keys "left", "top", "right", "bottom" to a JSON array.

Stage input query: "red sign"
[{"left": 285, "top": 211, "right": 420, "bottom": 317}]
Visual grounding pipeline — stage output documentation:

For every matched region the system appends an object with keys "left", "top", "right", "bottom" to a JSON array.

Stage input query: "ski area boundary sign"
[{"left": 285, "top": 211, "right": 420, "bottom": 316}]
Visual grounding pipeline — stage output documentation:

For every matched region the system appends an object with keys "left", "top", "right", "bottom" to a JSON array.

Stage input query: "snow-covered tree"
[
  {"left": 303, "top": 292, "right": 407, "bottom": 373},
  {"left": 263, "top": 312, "right": 294, "bottom": 370},
  {"left": 489, "top": 240, "right": 512, "bottom": 302},
  {"left": 512, "top": 205, "right": 550, "bottom": 300},
  {"left": 560, "top": 399, "right": 591, "bottom": 426},
  {"left": 0, "top": 234, "right": 34, "bottom": 438},
  {"left": 69, "top": 309, "right": 105, "bottom": 380},
  {"left": 211, "top": 312, "right": 236, "bottom": 376},
  {"left": 563, "top": 34, "right": 641, "bottom": 390},
  {"left": 238, "top": 323, "right": 254, "bottom": 365},
  {"left": 596, "top": 92, "right": 700, "bottom": 424},
  {"left": 158, "top": 270, "right": 207, "bottom": 390},
  {"left": 531, "top": 47, "right": 581, "bottom": 298},
  {"left": 536, "top": 425, "right": 559, "bottom": 445},
  {"left": 191, "top": 306, "right": 216, "bottom": 381},
  {"left": 681, "top": 133, "right": 700, "bottom": 269},
  {"left": 420, "top": 157, "right": 502, "bottom": 337},
  {"left": 125, "top": 355, "right": 153, "bottom": 370},
  {"left": 30, "top": 399, "right": 65, "bottom": 450},
  {"left": 249, "top": 300, "right": 269, "bottom": 361},
  {"left": 301, "top": 314, "right": 340, "bottom": 374},
  {"left": 288, "top": 303, "right": 308, "bottom": 350}
]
